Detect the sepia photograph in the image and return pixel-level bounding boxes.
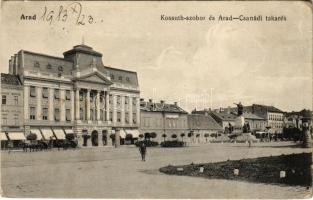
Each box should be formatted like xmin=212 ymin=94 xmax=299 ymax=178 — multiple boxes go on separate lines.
xmin=0 ymin=1 xmax=312 ymax=199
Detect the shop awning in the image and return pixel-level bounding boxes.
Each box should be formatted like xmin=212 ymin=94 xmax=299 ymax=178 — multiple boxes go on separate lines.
xmin=64 ymin=129 xmax=74 ymax=135
xmin=53 ymin=129 xmax=66 ymax=140
xmin=119 ymin=129 xmax=127 ymax=139
xmin=0 ymin=132 xmax=8 ymax=141
xmin=125 ymin=129 xmax=140 ymax=138
xmin=7 ymin=132 xmax=26 ymax=140
xmin=41 ymin=128 xmax=55 ymax=140
xmin=30 ymin=129 xmax=43 ymax=140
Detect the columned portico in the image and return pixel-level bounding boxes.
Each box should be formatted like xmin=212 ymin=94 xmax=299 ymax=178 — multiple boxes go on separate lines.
xmin=87 ymin=89 xmax=91 ymax=122
xmin=106 ymin=91 xmax=110 ymax=123
xmin=75 ymin=88 xmax=80 ymax=120
xmin=113 ymin=94 xmax=117 ymax=124
xmin=96 ymin=90 xmax=101 ymax=121
xmin=129 ymin=96 xmax=133 ymax=125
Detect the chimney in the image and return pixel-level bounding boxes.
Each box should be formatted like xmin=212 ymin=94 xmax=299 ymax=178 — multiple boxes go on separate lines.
xmin=14 ymin=54 xmax=18 ymax=75
xmin=149 ymin=99 xmax=152 ymax=103
xmin=227 ymin=106 xmax=231 ymax=114
xmin=9 ymin=59 xmax=13 ymax=74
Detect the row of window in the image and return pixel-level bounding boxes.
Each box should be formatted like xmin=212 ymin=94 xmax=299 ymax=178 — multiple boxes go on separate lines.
xmin=30 ymin=87 xmax=71 ymax=100
xmin=2 ymin=117 xmax=19 ymax=126
xmin=29 ymin=107 xmax=71 ymax=122
xmin=142 ymin=118 xmax=186 ymax=129
xmin=34 ymin=62 xmax=64 ymax=72
xmin=269 ymin=122 xmax=283 ymax=129
xmin=2 ymin=95 xmax=19 ymax=105
xmin=268 ymin=114 xmax=283 ymax=121
xmin=110 ymin=74 xmax=130 ymax=82
xmin=29 ymin=106 xmax=138 ymax=124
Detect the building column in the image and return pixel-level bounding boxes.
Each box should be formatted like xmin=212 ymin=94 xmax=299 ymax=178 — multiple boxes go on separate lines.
xmin=96 ymin=90 xmax=101 ymax=121
xmin=48 ymin=88 xmax=54 ymax=121
xmin=36 ymin=87 xmax=42 ymax=120
xmin=70 ymin=90 xmax=75 ymax=122
xmin=105 ymin=91 xmax=110 ymax=123
xmin=75 ymin=88 xmax=80 ymax=120
xmin=24 ymin=86 xmax=29 ymax=120
xmin=136 ymin=97 xmax=140 ymax=125
xmin=129 ymin=96 xmax=133 ymax=125
xmin=121 ymin=96 xmax=125 ymax=125
xmin=60 ymin=89 xmax=66 ymax=122
xmin=113 ymin=94 xmax=117 ymax=124
xmin=86 ymin=89 xmax=91 ymax=121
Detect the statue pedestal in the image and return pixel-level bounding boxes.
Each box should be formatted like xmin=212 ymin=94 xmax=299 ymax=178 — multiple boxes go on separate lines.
xmin=234 ymin=116 xmax=245 ymax=129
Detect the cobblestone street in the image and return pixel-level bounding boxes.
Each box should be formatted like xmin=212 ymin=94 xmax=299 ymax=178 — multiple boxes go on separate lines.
xmin=1 ymin=142 xmax=312 ymax=198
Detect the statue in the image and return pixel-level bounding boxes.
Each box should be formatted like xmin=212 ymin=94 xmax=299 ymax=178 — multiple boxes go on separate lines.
xmin=234 ymin=102 xmax=243 ymax=116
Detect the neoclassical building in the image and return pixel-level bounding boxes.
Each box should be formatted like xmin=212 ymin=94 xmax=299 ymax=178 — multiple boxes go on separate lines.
xmin=2 ymin=44 xmax=140 ymax=147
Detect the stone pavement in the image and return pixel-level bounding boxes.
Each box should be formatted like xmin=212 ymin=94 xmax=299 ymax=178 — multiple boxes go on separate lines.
xmin=1 ymin=142 xmax=312 ymax=198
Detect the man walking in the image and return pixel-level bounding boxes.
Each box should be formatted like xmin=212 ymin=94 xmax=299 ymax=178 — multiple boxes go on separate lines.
xmin=139 ymin=142 xmax=147 ymax=161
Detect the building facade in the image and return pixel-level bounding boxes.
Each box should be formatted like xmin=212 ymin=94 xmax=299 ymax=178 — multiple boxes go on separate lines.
xmin=140 ymin=99 xmax=188 ymax=143
xmin=187 ymin=114 xmax=223 ymax=143
xmin=1 ymin=44 xmax=140 ymax=147
xmin=1 ymin=74 xmax=24 ymax=133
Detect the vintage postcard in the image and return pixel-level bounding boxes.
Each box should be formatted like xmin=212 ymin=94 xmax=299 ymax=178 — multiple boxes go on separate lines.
xmin=0 ymin=0 xmax=312 ymax=199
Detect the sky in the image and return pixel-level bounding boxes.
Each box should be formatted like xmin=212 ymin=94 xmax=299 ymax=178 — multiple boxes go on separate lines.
xmin=0 ymin=1 xmax=312 ymax=112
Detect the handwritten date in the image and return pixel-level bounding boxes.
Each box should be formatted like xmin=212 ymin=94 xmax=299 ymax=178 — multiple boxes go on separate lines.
xmin=40 ymin=2 xmax=94 ymax=25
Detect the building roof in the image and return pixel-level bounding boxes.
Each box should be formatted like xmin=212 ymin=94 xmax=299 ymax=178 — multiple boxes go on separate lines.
xmin=140 ymin=101 xmax=188 ymax=114
xmin=105 ymin=66 xmax=139 ymax=87
xmin=188 ymin=114 xmax=223 ymax=130
xmin=242 ymin=112 xmax=265 ymax=120
xmin=211 ymin=111 xmax=237 ymax=121
xmin=1 ymin=73 xmax=22 ymax=85
xmin=63 ymin=44 xmax=103 ymax=57
xmin=251 ymin=104 xmax=284 ymax=113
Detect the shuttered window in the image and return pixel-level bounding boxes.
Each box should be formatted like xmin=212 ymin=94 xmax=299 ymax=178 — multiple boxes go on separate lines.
xmin=30 ymin=86 xmax=36 ymax=97
xmin=55 ymin=108 xmax=60 ymax=121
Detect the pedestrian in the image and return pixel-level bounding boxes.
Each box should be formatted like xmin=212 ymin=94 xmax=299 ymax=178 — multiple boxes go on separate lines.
xmin=139 ymin=142 xmax=147 ymax=161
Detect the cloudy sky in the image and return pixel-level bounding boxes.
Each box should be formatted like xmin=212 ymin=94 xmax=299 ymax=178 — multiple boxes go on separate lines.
xmin=0 ymin=1 xmax=312 ymax=112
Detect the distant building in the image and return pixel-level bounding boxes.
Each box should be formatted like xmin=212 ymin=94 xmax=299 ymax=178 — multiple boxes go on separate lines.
xmin=187 ymin=114 xmax=223 ymax=143
xmin=284 ymin=109 xmax=312 ymax=130
xmin=212 ymin=104 xmax=284 ymax=134
xmin=140 ymin=99 xmax=188 ymax=143
xmin=241 ymin=113 xmax=266 ymax=131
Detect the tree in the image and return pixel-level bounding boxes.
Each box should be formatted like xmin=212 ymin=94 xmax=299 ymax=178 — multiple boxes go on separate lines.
xmin=171 ymin=134 xmax=177 ymax=140
xmin=162 ymin=134 xmax=167 ymax=142
xmin=204 ymin=133 xmax=210 ymax=142
xmin=188 ymin=131 xmax=194 ymax=138
xmin=144 ymin=132 xmax=151 ymax=140
xmin=180 ymin=133 xmax=185 ymax=142
xmin=150 ymin=132 xmax=157 ymax=140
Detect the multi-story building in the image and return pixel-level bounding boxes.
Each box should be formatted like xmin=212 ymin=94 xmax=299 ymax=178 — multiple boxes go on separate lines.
xmin=1 ymin=44 xmax=140 ymax=147
xmin=140 ymin=99 xmax=188 ymax=143
xmin=1 ymin=73 xmax=26 ymax=145
xmin=187 ymin=114 xmax=223 ymax=143
xmin=212 ymin=104 xmax=284 ymax=134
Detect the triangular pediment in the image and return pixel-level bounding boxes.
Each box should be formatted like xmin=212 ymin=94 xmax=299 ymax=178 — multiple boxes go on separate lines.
xmin=75 ymin=70 xmax=113 ymax=85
